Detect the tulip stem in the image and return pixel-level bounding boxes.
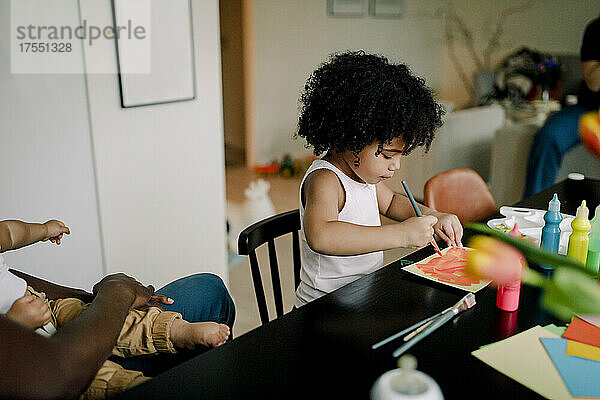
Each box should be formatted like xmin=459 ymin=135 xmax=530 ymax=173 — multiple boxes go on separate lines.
xmin=521 ymin=268 xmax=547 ymax=288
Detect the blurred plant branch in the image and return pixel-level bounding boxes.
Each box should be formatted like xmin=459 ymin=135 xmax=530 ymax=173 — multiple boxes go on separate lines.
xmin=441 ymin=0 xmax=536 ymax=97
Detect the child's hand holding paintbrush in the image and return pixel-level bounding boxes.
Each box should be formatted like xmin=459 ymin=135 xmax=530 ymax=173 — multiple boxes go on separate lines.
xmin=401 ymin=180 xmax=463 ymax=251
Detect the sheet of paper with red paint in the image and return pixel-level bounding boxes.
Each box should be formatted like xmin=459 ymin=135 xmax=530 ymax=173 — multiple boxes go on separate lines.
xmin=402 ymin=247 xmax=491 ymax=293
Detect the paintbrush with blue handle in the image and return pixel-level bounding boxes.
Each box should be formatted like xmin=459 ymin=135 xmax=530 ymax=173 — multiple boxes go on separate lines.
xmin=401 ymin=180 xmax=443 ymax=257
xmin=392 ymin=293 xmax=476 ymax=358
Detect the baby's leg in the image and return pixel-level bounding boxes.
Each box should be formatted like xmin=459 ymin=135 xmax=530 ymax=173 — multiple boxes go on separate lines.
xmin=112 ymin=307 xmax=182 ymax=357
xmin=80 ymin=360 xmax=149 ymax=400
xmin=113 ymin=307 xmax=231 ymax=357
xmin=170 ymin=319 xmax=230 ymax=349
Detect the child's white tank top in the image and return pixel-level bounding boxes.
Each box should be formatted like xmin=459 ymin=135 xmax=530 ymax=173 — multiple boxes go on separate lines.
xmin=295 ymin=159 xmax=383 ymax=307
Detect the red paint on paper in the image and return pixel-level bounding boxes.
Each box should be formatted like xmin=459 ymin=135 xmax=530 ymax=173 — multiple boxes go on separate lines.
xmin=415 ymin=247 xmax=481 ymax=287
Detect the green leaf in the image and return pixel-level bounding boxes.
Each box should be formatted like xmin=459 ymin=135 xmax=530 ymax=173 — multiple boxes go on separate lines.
xmin=466 ymin=223 xmax=595 ymax=278
xmin=466 ymin=223 xmax=600 ymax=320
xmin=541 ymin=267 xmax=600 ymax=321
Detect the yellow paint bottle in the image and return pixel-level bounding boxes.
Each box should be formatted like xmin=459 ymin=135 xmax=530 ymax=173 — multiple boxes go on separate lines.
xmin=567 ymin=200 xmax=591 ymax=264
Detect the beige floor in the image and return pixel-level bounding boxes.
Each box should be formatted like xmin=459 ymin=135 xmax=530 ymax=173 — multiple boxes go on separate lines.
xmin=225 ymin=166 xmax=413 ymax=337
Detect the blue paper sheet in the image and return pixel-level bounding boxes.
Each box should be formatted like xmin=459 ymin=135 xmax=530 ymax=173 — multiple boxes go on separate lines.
xmin=540 ymin=337 xmax=600 ymax=398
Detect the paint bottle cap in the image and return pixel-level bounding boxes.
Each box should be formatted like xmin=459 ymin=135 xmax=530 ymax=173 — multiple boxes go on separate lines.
xmin=398 ymin=354 xmax=417 ymax=371
xmin=590 ymin=205 xmax=600 ymax=233
xmin=509 ymin=223 xmax=523 ymax=238
xmin=548 ymin=193 xmax=560 ymax=212
xmin=591 ymin=205 xmax=600 ymax=227
xmin=575 ymin=200 xmax=589 ymax=220
xmin=371 ymin=356 xmax=444 ymax=400
xmin=568 ymin=173 xmax=585 ymax=181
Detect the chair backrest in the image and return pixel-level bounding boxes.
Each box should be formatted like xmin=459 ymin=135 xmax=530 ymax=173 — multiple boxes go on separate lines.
xmin=424 ymin=168 xmax=498 ymax=225
xmin=238 ymin=209 xmax=301 ymax=325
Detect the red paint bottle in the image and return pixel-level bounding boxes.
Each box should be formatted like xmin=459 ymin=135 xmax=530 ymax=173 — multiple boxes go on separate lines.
xmin=496 ymin=224 xmax=523 ymax=312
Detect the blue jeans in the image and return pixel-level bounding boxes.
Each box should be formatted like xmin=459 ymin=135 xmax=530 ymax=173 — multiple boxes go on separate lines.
xmin=110 ymin=273 xmax=235 ymax=376
xmin=523 ymin=105 xmax=588 ymax=198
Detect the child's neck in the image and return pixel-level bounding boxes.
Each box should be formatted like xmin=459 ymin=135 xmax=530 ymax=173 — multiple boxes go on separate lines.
xmin=324 ymin=152 xmax=365 ymax=184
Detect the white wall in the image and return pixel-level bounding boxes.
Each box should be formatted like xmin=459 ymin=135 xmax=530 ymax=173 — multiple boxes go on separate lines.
xmin=0 ymin=0 xmax=104 ymax=290
xmin=79 ymin=0 xmax=228 ymax=288
xmin=249 ymin=0 xmax=600 ymax=164
xmin=0 ymin=0 xmax=227 ymax=290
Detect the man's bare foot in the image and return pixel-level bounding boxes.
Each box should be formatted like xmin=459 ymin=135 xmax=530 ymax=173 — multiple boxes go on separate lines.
xmin=170 ymin=319 xmax=230 ymax=350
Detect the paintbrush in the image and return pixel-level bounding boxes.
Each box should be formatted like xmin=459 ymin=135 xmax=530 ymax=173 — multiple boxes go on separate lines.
xmin=371 ymin=293 xmax=471 ymax=350
xmin=401 ymin=180 xmax=443 ymax=257
xmin=392 ymin=293 xmax=476 ymax=358
xmin=371 ymin=305 xmax=452 ymax=350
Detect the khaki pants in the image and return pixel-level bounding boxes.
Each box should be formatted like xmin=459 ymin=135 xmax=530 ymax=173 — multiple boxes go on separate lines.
xmin=27 ymin=287 xmax=182 ymax=399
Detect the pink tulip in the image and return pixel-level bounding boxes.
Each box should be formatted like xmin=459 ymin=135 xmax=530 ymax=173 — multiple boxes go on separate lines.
xmin=465 ymin=236 xmax=527 ymax=285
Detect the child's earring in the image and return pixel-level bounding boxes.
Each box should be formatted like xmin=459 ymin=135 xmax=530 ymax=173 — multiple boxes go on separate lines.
xmin=352 ymin=152 xmax=360 ymax=168
xmin=375 ymin=144 xmax=383 ymax=157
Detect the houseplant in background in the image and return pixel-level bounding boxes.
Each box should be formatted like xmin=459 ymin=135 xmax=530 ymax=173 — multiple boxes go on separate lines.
xmin=465 ymin=223 xmax=600 ymax=321
xmin=439 ymin=0 xmax=536 ymax=105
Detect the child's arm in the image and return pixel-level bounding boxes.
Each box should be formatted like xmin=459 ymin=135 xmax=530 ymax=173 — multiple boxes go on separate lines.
xmin=376 ymin=183 xmax=463 ymax=247
xmin=0 ymin=220 xmax=89 ymax=301
xmin=5 ymin=294 xmax=51 ymax=329
xmin=9 ymin=269 xmax=94 ymax=302
xmin=303 ymin=170 xmax=438 ymax=256
xmin=0 ymin=219 xmax=70 ymax=252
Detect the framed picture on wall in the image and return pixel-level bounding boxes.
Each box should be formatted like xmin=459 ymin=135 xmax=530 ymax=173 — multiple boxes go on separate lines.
xmin=327 ymin=0 xmax=366 ymax=18
xmin=369 ymin=0 xmax=403 ymax=18
xmin=112 ymin=0 xmax=196 ymax=108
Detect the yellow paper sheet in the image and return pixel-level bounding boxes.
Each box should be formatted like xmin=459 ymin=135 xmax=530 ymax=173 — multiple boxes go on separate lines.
xmin=566 ymin=340 xmax=600 ymax=362
xmin=472 ymin=326 xmax=575 ymax=400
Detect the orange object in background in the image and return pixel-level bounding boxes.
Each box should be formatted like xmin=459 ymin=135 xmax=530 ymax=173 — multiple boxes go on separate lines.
xmin=579 ymin=110 xmax=600 ymax=158
xmin=254 ymin=163 xmax=280 ymax=175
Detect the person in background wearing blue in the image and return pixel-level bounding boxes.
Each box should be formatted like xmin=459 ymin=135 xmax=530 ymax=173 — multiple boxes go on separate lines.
xmin=524 ymin=16 xmax=600 ymax=197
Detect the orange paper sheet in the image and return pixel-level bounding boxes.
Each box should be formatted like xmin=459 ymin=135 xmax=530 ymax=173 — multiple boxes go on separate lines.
xmin=562 ymin=317 xmax=600 ymax=348
xmin=566 ymin=340 xmax=600 ymax=362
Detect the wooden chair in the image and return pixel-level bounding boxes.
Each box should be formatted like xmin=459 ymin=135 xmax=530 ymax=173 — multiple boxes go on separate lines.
xmin=238 ymin=209 xmax=301 ymax=325
xmin=424 ymin=168 xmax=498 ymax=224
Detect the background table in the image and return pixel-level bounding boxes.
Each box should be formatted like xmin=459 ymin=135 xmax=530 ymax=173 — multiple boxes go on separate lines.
xmin=116 ymin=178 xmax=600 ymax=399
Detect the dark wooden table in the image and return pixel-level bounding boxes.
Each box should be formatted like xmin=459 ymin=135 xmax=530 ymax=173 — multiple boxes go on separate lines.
xmin=116 ymin=178 xmax=600 ymax=399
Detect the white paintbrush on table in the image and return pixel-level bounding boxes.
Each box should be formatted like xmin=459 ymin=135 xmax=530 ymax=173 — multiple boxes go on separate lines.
xmin=392 ymin=293 xmax=476 ymax=358
xmin=371 ymin=293 xmax=476 ymax=353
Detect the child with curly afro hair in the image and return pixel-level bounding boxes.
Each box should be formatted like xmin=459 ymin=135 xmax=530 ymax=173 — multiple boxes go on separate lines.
xmin=294 ymin=51 xmax=463 ymax=306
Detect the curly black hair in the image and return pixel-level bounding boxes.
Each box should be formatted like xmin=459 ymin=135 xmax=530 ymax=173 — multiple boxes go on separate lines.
xmin=296 ymin=51 xmax=444 ymax=156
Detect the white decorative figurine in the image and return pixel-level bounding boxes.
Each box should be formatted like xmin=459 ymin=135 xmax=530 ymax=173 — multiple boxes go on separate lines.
xmin=242 ymin=179 xmax=276 ymax=228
